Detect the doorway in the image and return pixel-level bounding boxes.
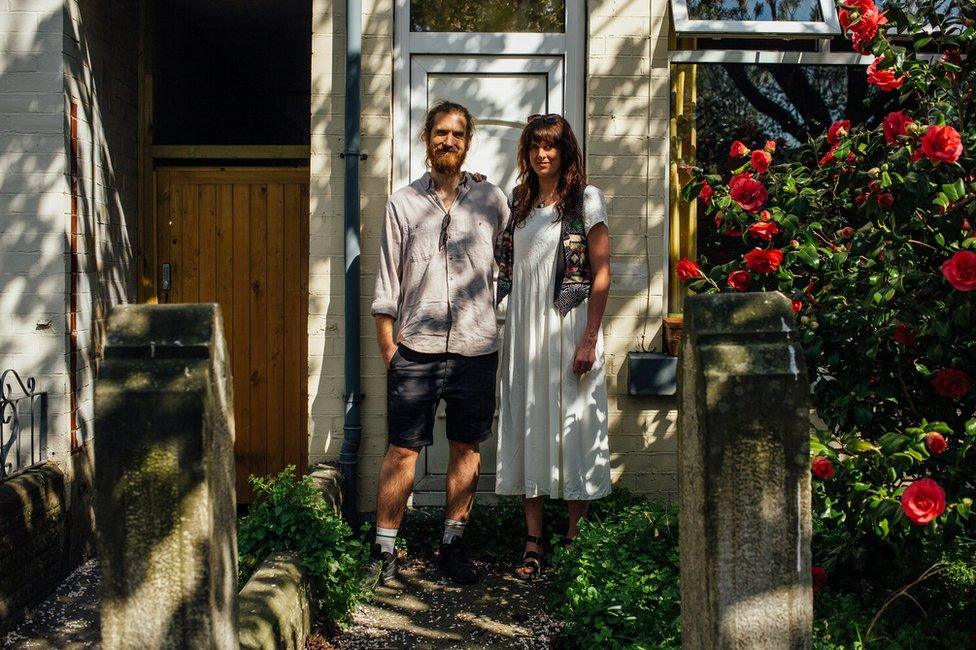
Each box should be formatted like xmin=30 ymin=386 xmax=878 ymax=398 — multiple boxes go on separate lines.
xmin=141 ymin=0 xmax=312 ymax=502
xmin=394 ymin=0 xmax=585 ymax=504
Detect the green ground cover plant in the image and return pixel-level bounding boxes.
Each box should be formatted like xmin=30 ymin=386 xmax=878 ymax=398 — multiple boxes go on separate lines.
xmin=237 ymin=466 xmax=369 ymax=627
xmin=549 ymin=500 xmax=681 ymax=650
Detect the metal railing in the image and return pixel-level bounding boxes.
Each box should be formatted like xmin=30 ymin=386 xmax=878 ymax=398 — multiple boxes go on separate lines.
xmin=0 ymin=369 xmax=47 ymax=481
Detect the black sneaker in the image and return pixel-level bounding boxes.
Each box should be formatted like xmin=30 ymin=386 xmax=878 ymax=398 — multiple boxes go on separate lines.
xmin=438 ymin=537 xmax=479 ymax=585
xmin=365 ymin=543 xmax=398 ymax=587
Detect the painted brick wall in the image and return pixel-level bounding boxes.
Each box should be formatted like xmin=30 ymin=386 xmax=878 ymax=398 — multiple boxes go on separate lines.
xmin=587 ymin=0 xmax=678 ymax=499
xmin=310 ymin=0 xmax=678 ymax=509
xmin=310 ymin=0 xmax=395 ymax=510
xmin=63 ymin=0 xmax=139 ymax=458
xmin=0 ymin=0 xmax=69 ymax=471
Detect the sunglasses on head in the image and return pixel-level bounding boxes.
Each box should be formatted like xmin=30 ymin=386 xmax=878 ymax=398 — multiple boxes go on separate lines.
xmin=527 ymin=113 xmax=561 ymax=125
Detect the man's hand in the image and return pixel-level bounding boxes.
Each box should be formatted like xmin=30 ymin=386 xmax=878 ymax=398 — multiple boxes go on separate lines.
xmin=382 ymin=342 xmax=399 ymax=368
xmin=375 ymin=314 xmax=398 ymax=368
xmin=471 ymin=172 xmax=487 ymax=183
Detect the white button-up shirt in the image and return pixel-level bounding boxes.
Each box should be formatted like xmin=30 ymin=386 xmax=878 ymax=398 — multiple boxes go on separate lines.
xmin=371 ymin=172 xmax=511 ymax=356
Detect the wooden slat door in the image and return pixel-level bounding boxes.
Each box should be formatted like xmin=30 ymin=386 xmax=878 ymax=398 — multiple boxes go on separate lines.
xmin=155 ymin=167 xmax=309 ymax=503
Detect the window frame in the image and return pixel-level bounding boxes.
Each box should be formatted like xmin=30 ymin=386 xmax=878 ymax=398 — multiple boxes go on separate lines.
xmin=670 ymin=0 xmax=843 ymax=38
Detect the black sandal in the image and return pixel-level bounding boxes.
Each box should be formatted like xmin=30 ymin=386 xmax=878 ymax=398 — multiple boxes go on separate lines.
xmin=515 ymin=534 xmax=544 ymax=580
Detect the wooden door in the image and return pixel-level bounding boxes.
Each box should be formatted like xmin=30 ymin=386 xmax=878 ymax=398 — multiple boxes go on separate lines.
xmin=155 ymin=167 xmax=309 ymax=503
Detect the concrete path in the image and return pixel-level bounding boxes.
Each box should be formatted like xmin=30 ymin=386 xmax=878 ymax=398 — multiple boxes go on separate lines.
xmin=3 ymin=556 xmax=562 ymax=649
xmin=314 ymin=556 xmax=563 ymax=649
xmin=2 ymin=559 xmax=100 ymax=649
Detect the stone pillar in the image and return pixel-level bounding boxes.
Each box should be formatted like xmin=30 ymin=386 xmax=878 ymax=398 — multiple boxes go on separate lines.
xmin=678 ymin=292 xmax=812 ymax=649
xmin=95 ymin=304 xmax=237 ymax=649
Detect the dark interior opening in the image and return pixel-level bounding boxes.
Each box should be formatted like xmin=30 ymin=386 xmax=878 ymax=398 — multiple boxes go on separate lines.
xmin=152 ymin=0 xmax=311 ymax=146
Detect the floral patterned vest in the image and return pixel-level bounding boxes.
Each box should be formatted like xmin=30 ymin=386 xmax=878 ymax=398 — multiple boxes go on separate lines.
xmin=496 ymin=186 xmax=591 ymax=317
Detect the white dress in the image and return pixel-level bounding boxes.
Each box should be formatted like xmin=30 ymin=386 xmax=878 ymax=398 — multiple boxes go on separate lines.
xmin=495 ymin=185 xmax=612 ymax=501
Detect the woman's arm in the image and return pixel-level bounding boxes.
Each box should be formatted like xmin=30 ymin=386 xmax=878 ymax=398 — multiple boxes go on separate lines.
xmin=574 ymin=222 xmax=611 ymax=375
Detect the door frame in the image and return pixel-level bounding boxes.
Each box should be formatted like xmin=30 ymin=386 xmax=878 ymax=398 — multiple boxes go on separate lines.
xmin=392 ymin=0 xmax=586 ymax=189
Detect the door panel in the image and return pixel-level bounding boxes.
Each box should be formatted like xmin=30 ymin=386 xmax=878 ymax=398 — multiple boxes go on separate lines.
xmin=155 ymin=167 xmax=309 ymax=503
xmin=408 ymin=57 xmax=559 ymax=501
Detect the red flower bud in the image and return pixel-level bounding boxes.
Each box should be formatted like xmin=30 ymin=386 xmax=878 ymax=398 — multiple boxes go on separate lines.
xmin=876 ymin=192 xmax=894 ymax=208
xmin=727 ymin=270 xmax=752 ymax=291
xmin=925 ymin=432 xmax=948 ymax=455
xmin=729 ymin=140 xmax=751 ymax=158
xmin=811 ymin=566 xmax=827 ymax=594
xmin=811 ymin=456 xmax=834 ymax=480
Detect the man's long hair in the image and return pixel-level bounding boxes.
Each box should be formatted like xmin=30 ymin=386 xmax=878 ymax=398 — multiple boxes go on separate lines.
xmin=420 ymin=100 xmax=475 ymax=168
xmin=511 ymin=116 xmax=586 ymax=228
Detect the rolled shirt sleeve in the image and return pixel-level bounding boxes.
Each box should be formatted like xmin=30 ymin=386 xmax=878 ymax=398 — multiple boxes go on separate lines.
xmin=370 ymin=201 xmax=403 ymax=318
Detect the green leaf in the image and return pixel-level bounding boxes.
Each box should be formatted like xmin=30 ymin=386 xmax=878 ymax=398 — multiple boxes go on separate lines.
xmin=933 ymin=192 xmax=950 ymax=208
xmin=942 ymin=179 xmax=965 ymax=201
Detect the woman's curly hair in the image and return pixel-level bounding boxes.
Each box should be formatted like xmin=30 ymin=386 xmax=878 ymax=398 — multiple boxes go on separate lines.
xmin=511 ymin=115 xmax=586 ymax=228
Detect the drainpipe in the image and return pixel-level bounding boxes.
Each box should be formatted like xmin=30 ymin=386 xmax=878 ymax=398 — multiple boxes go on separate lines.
xmin=340 ymin=0 xmax=364 ymax=527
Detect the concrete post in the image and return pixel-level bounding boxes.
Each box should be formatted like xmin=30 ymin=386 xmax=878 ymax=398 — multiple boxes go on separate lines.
xmin=678 ymin=292 xmax=812 ymax=649
xmin=94 ymin=304 xmax=237 ymax=649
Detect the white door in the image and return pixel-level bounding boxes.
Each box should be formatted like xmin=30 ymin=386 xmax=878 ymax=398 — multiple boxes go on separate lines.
xmin=409 ymin=57 xmax=561 ymax=502
xmin=393 ymin=0 xmax=584 ymax=505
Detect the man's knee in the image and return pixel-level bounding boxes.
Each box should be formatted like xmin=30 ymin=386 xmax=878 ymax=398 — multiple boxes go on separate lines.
xmin=448 ymin=440 xmax=480 ymax=457
xmin=385 ymin=443 xmax=422 ymax=465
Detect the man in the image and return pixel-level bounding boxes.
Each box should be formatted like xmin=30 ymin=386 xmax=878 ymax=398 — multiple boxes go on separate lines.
xmin=368 ymin=101 xmax=510 ymax=585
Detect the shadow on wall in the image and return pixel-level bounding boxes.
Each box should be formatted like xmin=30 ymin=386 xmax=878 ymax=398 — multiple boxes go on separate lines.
xmin=0 ymin=0 xmax=139 ymax=579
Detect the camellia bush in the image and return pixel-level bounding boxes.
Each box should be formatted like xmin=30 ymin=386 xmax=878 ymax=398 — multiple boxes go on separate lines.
xmin=676 ymin=0 xmax=975 ymax=595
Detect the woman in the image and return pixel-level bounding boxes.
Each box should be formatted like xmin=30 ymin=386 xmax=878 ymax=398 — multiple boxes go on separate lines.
xmin=495 ymin=113 xmax=612 ymax=578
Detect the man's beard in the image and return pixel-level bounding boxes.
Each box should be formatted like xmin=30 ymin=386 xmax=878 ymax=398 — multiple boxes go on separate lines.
xmin=429 ymin=146 xmax=466 ymax=175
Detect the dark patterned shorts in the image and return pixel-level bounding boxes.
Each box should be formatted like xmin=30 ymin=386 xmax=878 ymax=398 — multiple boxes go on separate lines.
xmin=386 ymin=345 xmax=498 ymax=448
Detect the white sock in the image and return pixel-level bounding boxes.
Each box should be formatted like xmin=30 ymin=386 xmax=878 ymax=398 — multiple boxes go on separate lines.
xmin=443 ymin=519 xmax=466 ymax=544
xmin=375 ymin=527 xmax=397 ymax=555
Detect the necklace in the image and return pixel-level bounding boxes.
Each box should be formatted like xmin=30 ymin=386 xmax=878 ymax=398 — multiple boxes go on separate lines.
xmin=536 ymin=196 xmax=554 ymax=209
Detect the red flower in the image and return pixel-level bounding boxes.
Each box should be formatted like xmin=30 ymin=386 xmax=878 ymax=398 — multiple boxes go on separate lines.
xmin=724 ymin=227 xmax=743 ymax=238
xmin=699 ymin=180 xmax=714 ymax=205
xmin=921 ymin=125 xmax=964 ymax=165
xmin=751 ymin=149 xmax=773 ymax=173
xmin=743 ymin=248 xmax=784 ymax=273
xmin=819 ymin=145 xmax=838 ymax=166
xmin=827 ymin=120 xmax=851 ymax=145
xmin=727 ymin=270 xmax=752 ymax=291
xmin=811 ymin=566 xmax=828 ymax=594
xmin=892 ymin=323 xmax=917 ymax=346
xmin=900 ymin=478 xmax=946 ymax=526
xmin=840 ymin=0 xmax=888 ymax=53
xmin=854 ymin=192 xmax=871 ymax=206
xmin=932 ymin=368 xmax=972 ymax=400
xmin=675 ymin=258 xmax=703 ymax=282
xmin=729 ymin=172 xmax=768 ymax=213
xmin=811 ymin=456 xmax=834 ymax=480
xmin=925 ymin=432 xmax=948 ymax=456
xmin=730 ymin=140 xmax=751 ymax=158
xmin=883 ymin=111 xmax=914 ymax=145
xmin=867 ymin=57 xmax=906 ymax=91
xmin=875 ymin=192 xmax=894 ymax=208
xmin=764 ymin=139 xmax=777 ymax=153
xmin=792 ymin=298 xmax=803 ymax=313
xmin=759 ymin=210 xmax=772 ymax=222
xmin=941 ymin=250 xmax=976 ymax=291
xmin=747 ymin=221 xmax=782 ymax=242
